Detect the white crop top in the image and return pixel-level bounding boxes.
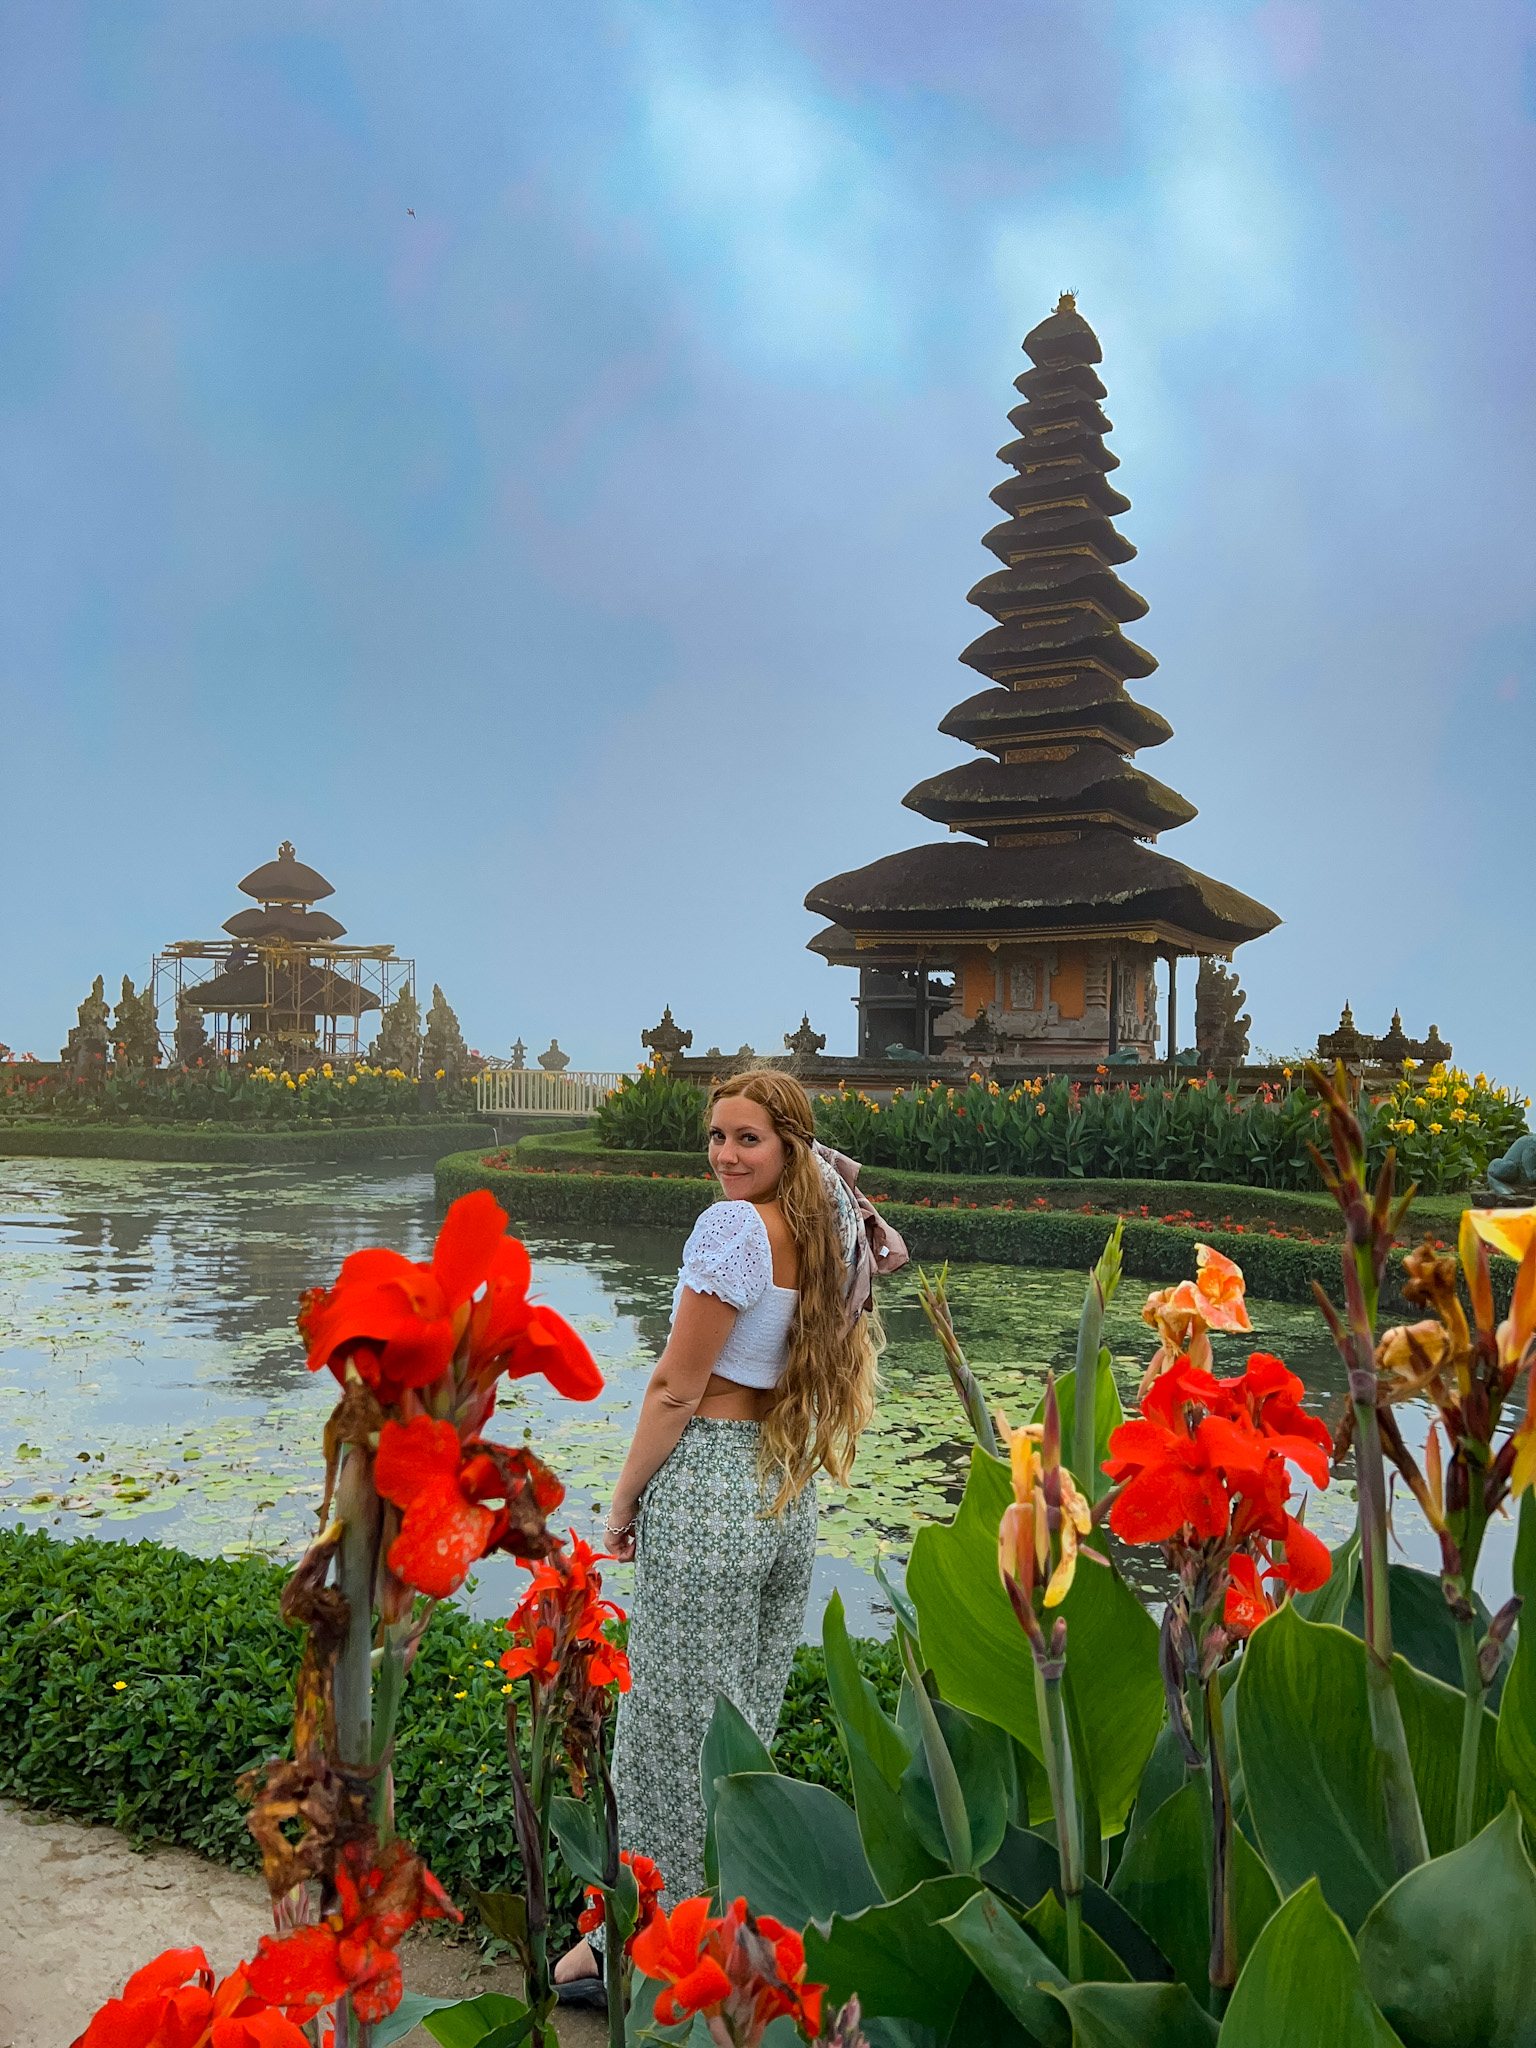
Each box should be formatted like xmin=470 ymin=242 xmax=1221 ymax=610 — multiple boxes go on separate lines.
xmin=671 ymin=1201 xmax=798 ymax=1390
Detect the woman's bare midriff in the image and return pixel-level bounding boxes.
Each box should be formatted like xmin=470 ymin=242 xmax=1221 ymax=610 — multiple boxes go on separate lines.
xmin=695 ymin=1376 xmax=780 ymax=1422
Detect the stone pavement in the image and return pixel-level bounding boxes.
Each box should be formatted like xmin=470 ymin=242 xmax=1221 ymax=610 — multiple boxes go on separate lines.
xmin=0 ymin=1801 xmax=603 ymax=2048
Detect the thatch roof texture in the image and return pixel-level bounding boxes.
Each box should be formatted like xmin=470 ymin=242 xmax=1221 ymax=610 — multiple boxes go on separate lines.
xmin=804 ymin=294 xmax=1278 ymax=959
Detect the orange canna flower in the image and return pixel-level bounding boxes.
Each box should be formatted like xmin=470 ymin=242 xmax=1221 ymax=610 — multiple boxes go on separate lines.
xmin=71 ymin=1948 xmax=313 ymax=2048
xmin=1194 ymin=1243 xmax=1253 ymax=1332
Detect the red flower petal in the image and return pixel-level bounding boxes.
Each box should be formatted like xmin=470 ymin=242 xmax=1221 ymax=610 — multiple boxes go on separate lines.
xmin=244 ymin=1928 xmax=346 ymax=2013
xmin=431 ymin=1191 xmax=514 ymax=1303
xmin=375 ymin=1417 xmax=462 ymax=1506
xmin=656 ymin=1957 xmax=733 ymax=2022
xmin=387 ymin=1477 xmax=496 ymax=1599
xmin=123 ymin=1953 xmax=214 ymax=2005
xmin=506 ymin=1306 xmax=603 ymax=1401
xmin=1274 ymin=1514 xmax=1332 ymax=1592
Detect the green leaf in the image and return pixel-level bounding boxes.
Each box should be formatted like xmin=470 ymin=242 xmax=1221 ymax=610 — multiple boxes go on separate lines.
xmin=899 ymin=1695 xmax=1012 ymax=1870
xmin=945 ymin=1966 xmax=1046 ymax=2048
xmin=1392 ymin=1650 xmax=1507 ymax=1857
xmin=1030 ymin=1363 xmax=1124 ymax=1497
xmin=549 ymin=1794 xmax=607 ymax=1890
xmin=802 ymin=1874 xmax=981 ymax=2031
xmin=1358 ymin=1798 xmax=1536 ymax=2048
xmin=423 ymin=1992 xmax=535 ymax=2048
xmin=983 ymin=1824 xmax=1173 ymax=1985
xmin=939 ymin=1887 xmax=1071 ymax=2047
xmin=1219 ymin=1878 xmax=1399 ymax=2047
xmin=1121 ymin=1721 xmax=1192 ymax=1863
xmin=907 ymin=1447 xmax=1163 ymax=1830
xmin=1043 ymin=1981 xmax=1219 ymax=2046
xmin=1107 ymin=1778 xmax=1278 ymax=2005
xmin=824 ymin=1589 xmax=912 ymax=1787
xmin=1497 ymin=1493 xmax=1536 ymax=1833
xmin=1236 ymin=1606 xmax=1506 ymax=1931
xmin=843 ymin=1718 xmax=948 ymax=1900
xmin=373 ymin=1993 xmax=472 ymax=2047
xmin=1293 ymin=1528 xmax=1359 ymax=1627
xmin=713 ymin=1771 xmax=881 ymax=1928
xmin=469 ymin=1890 xmax=528 ymax=1949
xmin=700 ymin=1692 xmax=774 ymax=1889
xmin=1344 ymin=1562 xmax=1510 ymax=1705
xmin=1023 ymin=1889 xmax=1129 ymax=1983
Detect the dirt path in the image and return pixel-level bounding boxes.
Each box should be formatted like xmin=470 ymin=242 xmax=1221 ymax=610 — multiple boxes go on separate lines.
xmin=0 ymin=1801 xmax=603 ymax=2048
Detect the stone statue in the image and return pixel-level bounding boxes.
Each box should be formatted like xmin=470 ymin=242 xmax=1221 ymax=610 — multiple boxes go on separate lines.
xmin=421 ymin=985 xmax=468 ymax=1085
xmin=1195 ymin=960 xmax=1251 ymax=1063
xmin=174 ymin=1000 xmax=209 ymax=1067
xmin=113 ymin=976 xmax=162 ymax=1072
xmin=1487 ymin=1136 xmax=1536 ymax=1201
xmin=538 ymin=1039 xmax=571 ymax=1072
xmin=1421 ymin=1024 xmax=1453 ymax=1065
xmin=510 ymin=1039 xmax=527 ymax=1070
xmin=62 ymin=974 xmax=111 ymax=1079
xmin=641 ymin=1006 xmax=692 ymax=1068
xmin=370 ymin=985 xmax=422 ymax=1077
xmin=783 ymin=1014 xmax=826 ymax=1060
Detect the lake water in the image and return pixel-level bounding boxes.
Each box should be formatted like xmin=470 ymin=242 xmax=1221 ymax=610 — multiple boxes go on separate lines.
xmin=0 ymin=1158 xmax=1511 ymax=1634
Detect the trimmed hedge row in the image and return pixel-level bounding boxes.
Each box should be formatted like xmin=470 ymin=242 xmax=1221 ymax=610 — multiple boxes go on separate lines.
xmin=435 ymin=1152 xmax=1505 ymax=1312
xmin=500 ymin=1134 xmax=1470 ymax=1242
xmin=0 ymin=1529 xmax=895 ymax=1941
xmin=0 ymin=1120 xmax=496 ymax=1164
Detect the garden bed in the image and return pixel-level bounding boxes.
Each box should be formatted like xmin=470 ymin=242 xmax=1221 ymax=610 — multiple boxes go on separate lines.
xmin=435 ymin=1148 xmax=1502 ymax=1311
xmin=0 ymin=1529 xmax=894 ymax=1946
xmin=0 ymin=1119 xmax=496 ymax=1163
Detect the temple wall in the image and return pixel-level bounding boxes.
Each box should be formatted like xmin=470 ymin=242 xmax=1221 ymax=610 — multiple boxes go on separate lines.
xmin=934 ymin=941 xmax=1162 ymax=1059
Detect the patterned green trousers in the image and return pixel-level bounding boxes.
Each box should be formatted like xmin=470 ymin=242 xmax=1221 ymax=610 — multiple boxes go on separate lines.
xmin=607 ymin=1418 xmax=817 ymax=1918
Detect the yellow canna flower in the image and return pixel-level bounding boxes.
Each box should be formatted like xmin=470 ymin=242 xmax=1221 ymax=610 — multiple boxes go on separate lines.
xmin=1043 ymin=1469 xmax=1092 ymax=1608
xmin=112 ymin=1680 xmax=127 ymax=1691
xmin=1467 ymin=1209 xmax=1536 ymax=1265
xmin=1429 ymin=1123 xmax=1442 ymax=1135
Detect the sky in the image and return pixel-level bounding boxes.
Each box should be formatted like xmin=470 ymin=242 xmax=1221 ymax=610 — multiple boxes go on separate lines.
xmin=0 ymin=0 xmax=1532 ymax=1086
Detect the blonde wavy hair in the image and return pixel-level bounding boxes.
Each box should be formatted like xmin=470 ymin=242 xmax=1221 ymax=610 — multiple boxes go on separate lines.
xmin=707 ymin=1069 xmax=882 ymax=1512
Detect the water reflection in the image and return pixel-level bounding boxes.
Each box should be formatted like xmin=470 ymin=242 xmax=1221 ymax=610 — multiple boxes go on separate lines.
xmin=0 ymin=1158 xmax=1512 ymax=1634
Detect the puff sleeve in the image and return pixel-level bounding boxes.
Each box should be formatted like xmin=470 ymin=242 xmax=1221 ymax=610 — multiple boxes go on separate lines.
xmin=674 ymin=1201 xmax=773 ymax=1312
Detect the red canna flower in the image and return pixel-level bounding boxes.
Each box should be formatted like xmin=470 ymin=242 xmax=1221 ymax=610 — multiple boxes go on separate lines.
xmin=630 ymin=1896 xmax=823 ymax=2045
xmin=297 ymin=1191 xmax=602 ymax=1405
xmin=632 ymin=1897 xmax=732 ymax=2026
xmin=374 ymin=1418 xmax=564 ymax=1598
xmin=244 ymin=1841 xmax=459 ymax=2025
xmin=500 ymin=1623 xmax=561 ymax=1688
xmin=577 ymin=1850 xmax=665 ymax=1949
xmin=1222 ymin=1553 xmax=1277 ymax=1637
xmin=71 ymin=1948 xmax=311 ymax=2048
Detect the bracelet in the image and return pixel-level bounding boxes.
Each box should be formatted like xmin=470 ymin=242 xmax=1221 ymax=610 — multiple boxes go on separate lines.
xmin=604 ymin=1517 xmax=636 ymax=1541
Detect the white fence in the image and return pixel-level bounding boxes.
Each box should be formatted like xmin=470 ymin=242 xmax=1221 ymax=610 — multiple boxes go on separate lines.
xmin=475 ymin=1069 xmax=624 ymax=1117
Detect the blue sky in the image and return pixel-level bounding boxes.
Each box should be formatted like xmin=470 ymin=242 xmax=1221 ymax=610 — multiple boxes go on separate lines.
xmin=1 ymin=1 xmax=1531 ymax=1086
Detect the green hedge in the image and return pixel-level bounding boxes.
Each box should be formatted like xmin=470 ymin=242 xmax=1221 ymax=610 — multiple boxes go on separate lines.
xmin=0 ymin=1529 xmax=896 ymax=1940
xmin=436 ymin=1153 xmax=1504 ymax=1312
xmin=508 ymin=1132 xmax=1469 ymax=1238
xmin=0 ymin=1120 xmax=495 ymax=1164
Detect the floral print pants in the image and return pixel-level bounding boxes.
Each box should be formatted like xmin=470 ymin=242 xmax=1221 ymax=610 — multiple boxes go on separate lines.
xmin=605 ymin=1418 xmax=817 ymax=1924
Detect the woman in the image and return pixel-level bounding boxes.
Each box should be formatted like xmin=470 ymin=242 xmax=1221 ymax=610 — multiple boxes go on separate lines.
xmin=555 ymin=1069 xmax=904 ymax=1998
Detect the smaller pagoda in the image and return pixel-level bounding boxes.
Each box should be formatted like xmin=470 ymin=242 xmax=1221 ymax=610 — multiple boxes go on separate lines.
xmin=152 ymin=843 xmax=412 ymax=1064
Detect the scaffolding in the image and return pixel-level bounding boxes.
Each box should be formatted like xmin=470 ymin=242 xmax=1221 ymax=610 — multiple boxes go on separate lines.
xmin=151 ymin=941 xmax=415 ymax=1065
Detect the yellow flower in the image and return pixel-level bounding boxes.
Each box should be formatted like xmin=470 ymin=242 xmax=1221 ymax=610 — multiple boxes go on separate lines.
xmin=284 ymin=1077 xmax=296 ymax=1091
xmin=112 ymin=1680 xmax=127 ymax=1691
xmin=1454 ymin=1087 xmax=1469 ymax=1105
xmin=502 ymin=1683 xmax=513 ymax=1694
xmin=1043 ymin=1470 xmax=1093 ymax=1608
xmin=1450 ymin=1109 xmax=1466 ymax=1123
xmin=347 ymin=1074 xmax=357 ymax=1085
xmin=1429 ymin=1123 xmax=1442 ymax=1135
xmin=453 ymin=1690 xmax=467 ymax=1700
xmin=322 ymin=1063 xmax=333 ymax=1078
xmin=435 ymin=1068 xmax=446 ymax=1080
xmin=483 ymin=1659 xmax=494 ymax=1668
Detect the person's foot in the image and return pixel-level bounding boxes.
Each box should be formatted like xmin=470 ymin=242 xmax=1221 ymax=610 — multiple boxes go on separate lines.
xmin=554 ymin=1937 xmax=600 ymax=1985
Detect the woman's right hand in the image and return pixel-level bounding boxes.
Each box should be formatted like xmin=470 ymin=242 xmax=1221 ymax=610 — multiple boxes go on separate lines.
xmin=603 ymin=1501 xmax=638 ymax=1562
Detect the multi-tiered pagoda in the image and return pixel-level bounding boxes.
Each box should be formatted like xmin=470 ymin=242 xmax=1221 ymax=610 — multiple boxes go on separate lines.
xmin=805 ymin=296 xmax=1278 ymax=1064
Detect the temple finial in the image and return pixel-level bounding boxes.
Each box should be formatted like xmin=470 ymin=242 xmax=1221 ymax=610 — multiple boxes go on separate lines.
xmin=1056 ymin=290 xmax=1077 ymax=313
